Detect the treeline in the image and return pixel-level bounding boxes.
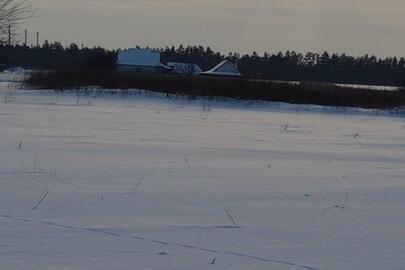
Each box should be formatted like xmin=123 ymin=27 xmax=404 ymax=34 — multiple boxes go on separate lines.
xmin=0 ymin=42 xmax=115 ymax=70
xmin=2 ymin=42 xmax=405 ymax=86
xmin=159 ymin=46 xmax=405 ymax=86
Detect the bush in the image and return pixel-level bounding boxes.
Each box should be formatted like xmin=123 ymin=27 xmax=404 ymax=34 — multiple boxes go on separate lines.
xmin=25 ymin=69 xmax=405 ymax=109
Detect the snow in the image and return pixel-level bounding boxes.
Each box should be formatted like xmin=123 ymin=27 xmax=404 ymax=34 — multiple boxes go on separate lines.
xmin=334 ymin=83 xmax=401 ymax=91
xmin=201 ymin=60 xmax=242 ymax=77
xmin=271 ymin=80 xmax=402 ymax=92
xmin=167 ymin=62 xmax=202 ymax=75
xmin=0 ymin=67 xmax=27 ymax=82
xmin=1 ymin=80 xmax=405 ymax=270
xmin=117 ymin=48 xmax=162 ymax=67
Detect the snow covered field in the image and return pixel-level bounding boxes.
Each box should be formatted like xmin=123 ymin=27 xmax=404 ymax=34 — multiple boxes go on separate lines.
xmin=1 ymin=80 xmax=405 ymax=270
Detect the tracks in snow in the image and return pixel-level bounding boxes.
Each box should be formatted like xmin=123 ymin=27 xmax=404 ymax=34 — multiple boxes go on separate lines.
xmin=0 ymin=214 xmax=317 ymax=270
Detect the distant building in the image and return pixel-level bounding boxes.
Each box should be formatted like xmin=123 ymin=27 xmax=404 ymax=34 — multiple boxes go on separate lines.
xmin=200 ymin=60 xmax=242 ymax=77
xmin=116 ymin=48 xmax=171 ymax=73
xmin=167 ymin=62 xmax=202 ymax=75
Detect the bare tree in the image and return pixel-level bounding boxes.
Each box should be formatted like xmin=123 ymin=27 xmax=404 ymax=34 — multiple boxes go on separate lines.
xmin=0 ymin=0 xmax=32 ymax=44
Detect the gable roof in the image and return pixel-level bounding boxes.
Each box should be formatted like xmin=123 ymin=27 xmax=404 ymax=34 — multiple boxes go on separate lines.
xmin=116 ymin=48 xmax=162 ymax=67
xmin=167 ymin=62 xmax=202 ymax=75
xmin=200 ymin=60 xmax=242 ymax=77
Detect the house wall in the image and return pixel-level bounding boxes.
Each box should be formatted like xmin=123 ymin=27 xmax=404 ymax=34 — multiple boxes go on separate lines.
xmin=116 ymin=65 xmax=162 ymax=74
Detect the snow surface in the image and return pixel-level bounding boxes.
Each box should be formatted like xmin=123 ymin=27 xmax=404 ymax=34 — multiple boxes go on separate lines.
xmin=117 ymin=49 xmax=162 ymax=67
xmin=167 ymin=62 xmax=202 ymax=75
xmin=0 ymin=67 xmax=27 ymax=82
xmin=334 ymin=83 xmax=402 ymax=92
xmin=201 ymin=60 xmax=242 ymax=77
xmin=271 ymin=80 xmax=402 ymax=92
xmin=1 ymin=80 xmax=405 ymax=270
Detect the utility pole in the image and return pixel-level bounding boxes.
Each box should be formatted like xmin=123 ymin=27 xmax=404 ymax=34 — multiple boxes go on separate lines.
xmin=24 ymin=30 xmax=28 ymax=47
xmin=36 ymin=32 xmax=39 ymax=48
xmin=8 ymin=25 xmax=11 ymax=46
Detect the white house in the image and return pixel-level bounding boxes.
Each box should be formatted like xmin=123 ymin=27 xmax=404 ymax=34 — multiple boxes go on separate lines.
xmin=116 ymin=48 xmax=171 ymax=73
xmin=167 ymin=62 xmax=202 ymax=75
xmin=200 ymin=60 xmax=242 ymax=77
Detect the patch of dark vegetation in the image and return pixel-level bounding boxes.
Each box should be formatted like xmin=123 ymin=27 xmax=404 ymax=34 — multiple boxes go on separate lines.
xmin=25 ymin=69 xmax=405 ymax=109
xmin=4 ymin=44 xmax=405 ymax=86
xmin=0 ymin=44 xmax=115 ymax=71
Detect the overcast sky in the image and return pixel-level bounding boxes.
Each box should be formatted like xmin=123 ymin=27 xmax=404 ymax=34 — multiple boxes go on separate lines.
xmin=23 ymin=0 xmax=405 ymax=56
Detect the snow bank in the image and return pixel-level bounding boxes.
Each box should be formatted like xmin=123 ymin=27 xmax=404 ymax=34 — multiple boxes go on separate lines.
xmin=0 ymin=67 xmax=27 ymax=82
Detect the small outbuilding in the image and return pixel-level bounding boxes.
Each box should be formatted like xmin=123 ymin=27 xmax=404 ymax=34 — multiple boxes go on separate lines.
xmin=116 ymin=48 xmax=171 ymax=73
xmin=167 ymin=62 xmax=202 ymax=75
xmin=200 ymin=60 xmax=242 ymax=77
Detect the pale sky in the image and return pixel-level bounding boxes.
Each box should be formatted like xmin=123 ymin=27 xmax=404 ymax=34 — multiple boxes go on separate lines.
xmin=22 ymin=0 xmax=405 ymax=56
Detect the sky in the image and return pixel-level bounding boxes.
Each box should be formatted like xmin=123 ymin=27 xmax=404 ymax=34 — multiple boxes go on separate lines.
xmin=22 ymin=0 xmax=405 ymax=57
